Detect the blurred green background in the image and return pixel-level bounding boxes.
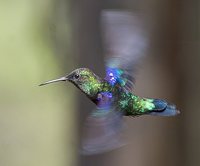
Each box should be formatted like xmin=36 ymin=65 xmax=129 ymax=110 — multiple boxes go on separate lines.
xmin=0 ymin=0 xmax=200 ymax=166
xmin=0 ymin=1 xmax=76 ymax=166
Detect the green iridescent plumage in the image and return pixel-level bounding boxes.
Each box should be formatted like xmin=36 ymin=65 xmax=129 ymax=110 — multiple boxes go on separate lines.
xmin=67 ymin=69 xmax=161 ymax=116
xmin=75 ymin=69 xmax=103 ymax=97
xmin=118 ymin=93 xmax=155 ymax=115
xmin=40 ymin=68 xmax=177 ymax=117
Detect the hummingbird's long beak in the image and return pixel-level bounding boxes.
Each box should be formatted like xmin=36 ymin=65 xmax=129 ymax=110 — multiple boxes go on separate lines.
xmin=39 ymin=76 xmax=68 ymax=86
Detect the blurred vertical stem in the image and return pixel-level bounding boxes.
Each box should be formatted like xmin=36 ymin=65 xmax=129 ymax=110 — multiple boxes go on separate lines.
xmin=179 ymin=0 xmax=200 ymax=165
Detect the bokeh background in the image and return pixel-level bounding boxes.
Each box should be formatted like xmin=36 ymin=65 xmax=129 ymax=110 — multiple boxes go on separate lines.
xmin=0 ymin=0 xmax=199 ymax=166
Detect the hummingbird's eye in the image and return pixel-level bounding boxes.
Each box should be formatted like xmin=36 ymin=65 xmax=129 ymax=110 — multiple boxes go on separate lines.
xmin=74 ymin=74 xmax=80 ymax=79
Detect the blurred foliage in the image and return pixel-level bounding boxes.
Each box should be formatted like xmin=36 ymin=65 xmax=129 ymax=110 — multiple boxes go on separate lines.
xmin=0 ymin=0 xmax=77 ymax=166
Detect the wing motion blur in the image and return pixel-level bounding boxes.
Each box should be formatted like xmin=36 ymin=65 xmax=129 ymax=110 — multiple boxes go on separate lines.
xmin=81 ymin=107 xmax=125 ymax=155
xmin=101 ymin=10 xmax=148 ymax=91
xmin=81 ymin=10 xmax=148 ymax=155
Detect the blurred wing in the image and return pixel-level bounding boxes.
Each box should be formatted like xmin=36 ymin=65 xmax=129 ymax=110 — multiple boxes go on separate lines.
xmin=81 ymin=107 xmax=125 ymax=155
xmin=101 ymin=10 xmax=148 ymax=91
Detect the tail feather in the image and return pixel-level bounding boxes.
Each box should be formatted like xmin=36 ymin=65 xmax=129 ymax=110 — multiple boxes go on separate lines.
xmin=149 ymin=99 xmax=180 ymax=116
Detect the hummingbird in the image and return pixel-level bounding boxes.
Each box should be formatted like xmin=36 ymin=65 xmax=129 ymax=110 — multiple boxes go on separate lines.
xmin=39 ymin=10 xmax=180 ymax=155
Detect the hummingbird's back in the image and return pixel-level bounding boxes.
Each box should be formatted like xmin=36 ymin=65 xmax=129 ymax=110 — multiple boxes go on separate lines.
xmin=117 ymin=92 xmax=179 ymax=116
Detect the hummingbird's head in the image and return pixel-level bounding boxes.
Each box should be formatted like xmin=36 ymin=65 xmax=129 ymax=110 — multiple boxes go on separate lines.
xmin=40 ymin=68 xmax=103 ymax=98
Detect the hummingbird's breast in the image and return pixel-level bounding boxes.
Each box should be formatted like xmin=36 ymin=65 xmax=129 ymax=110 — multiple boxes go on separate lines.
xmin=91 ymin=80 xmax=120 ymax=107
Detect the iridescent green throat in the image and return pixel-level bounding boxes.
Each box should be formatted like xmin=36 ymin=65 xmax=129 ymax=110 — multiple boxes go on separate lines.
xmin=75 ymin=69 xmax=111 ymax=99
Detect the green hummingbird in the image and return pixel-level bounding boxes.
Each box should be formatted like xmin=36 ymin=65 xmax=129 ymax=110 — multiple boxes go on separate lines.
xmin=39 ymin=10 xmax=180 ymax=155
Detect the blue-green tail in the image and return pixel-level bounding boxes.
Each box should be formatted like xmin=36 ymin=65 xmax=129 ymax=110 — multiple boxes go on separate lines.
xmin=149 ymin=99 xmax=180 ymax=116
